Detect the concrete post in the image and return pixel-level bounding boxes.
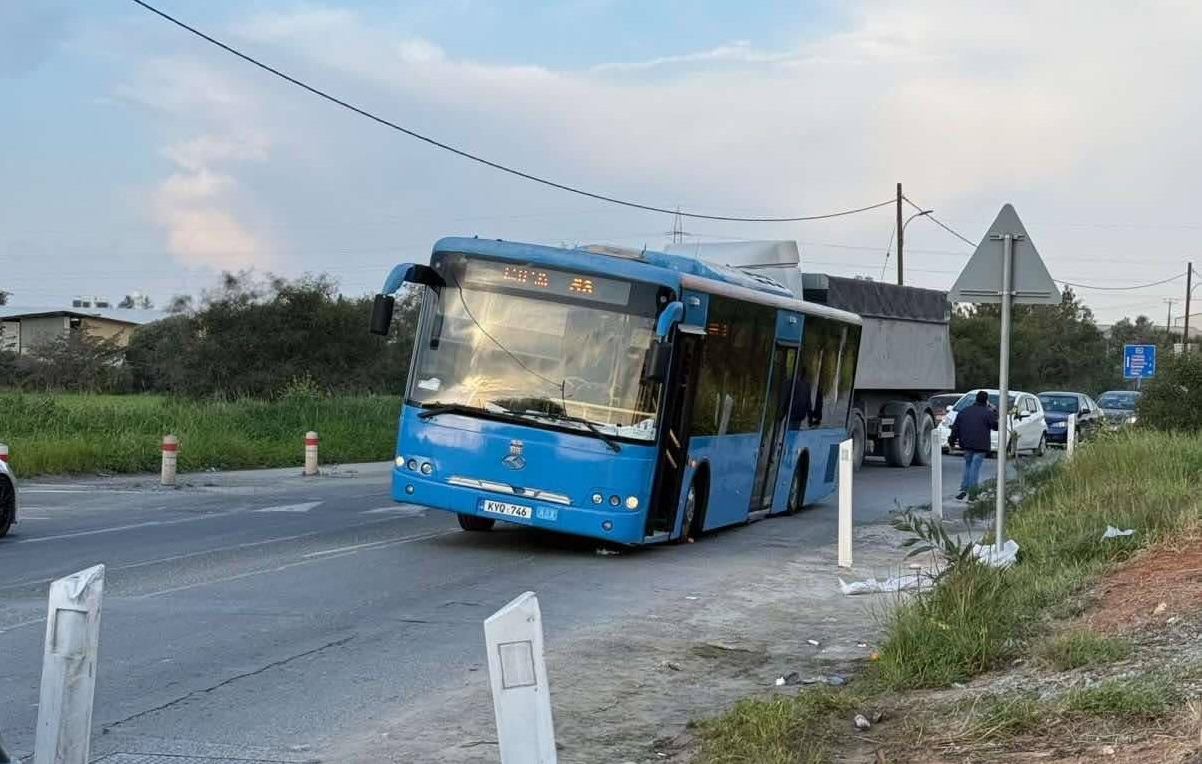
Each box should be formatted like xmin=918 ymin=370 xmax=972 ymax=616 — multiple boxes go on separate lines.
xmin=930 ymin=435 xmax=943 ymax=521
xmin=1066 ymin=414 xmax=1077 ymax=459
xmin=160 ymin=435 xmax=177 ymax=486
xmin=34 ymin=565 xmax=105 ymax=764
xmin=838 ymin=439 xmax=853 ymax=568
xmin=484 ymin=592 xmax=557 ymax=764
xmin=303 ymin=432 xmax=319 ymax=477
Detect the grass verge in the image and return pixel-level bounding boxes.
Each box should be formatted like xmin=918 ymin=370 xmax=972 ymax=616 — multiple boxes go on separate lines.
xmin=871 ymin=430 xmax=1201 ymax=689
xmin=0 ymin=392 xmax=399 ymax=475
xmin=692 ymin=687 xmax=866 ymax=764
xmin=1036 ymin=629 xmax=1132 ymax=671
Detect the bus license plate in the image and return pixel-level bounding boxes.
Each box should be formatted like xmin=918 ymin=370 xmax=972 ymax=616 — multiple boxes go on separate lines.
xmin=481 ymin=500 xmax=532 ymax=520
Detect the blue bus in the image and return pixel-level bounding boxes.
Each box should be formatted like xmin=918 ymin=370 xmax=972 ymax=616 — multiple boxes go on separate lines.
xmin=370 ymin=237 xmax=862 ymax=546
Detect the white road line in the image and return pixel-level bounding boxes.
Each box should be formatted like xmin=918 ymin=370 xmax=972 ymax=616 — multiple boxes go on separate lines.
xmin=0 ymin=617 xmax=47 ymax=636
xmin=15 ymin=514 xmax=227 ymax=544
xmin=137 ymin=529 xmax=456 ymax=598
xmin=21 ymin=488 xmax=148 ymax=495
xmin=362 ymin=506 xmax=427 ymax=516
xmin=302 ymin=530 xmax=444 ymax=558
xmin=255 ymin=501 xmax=322 ymax=514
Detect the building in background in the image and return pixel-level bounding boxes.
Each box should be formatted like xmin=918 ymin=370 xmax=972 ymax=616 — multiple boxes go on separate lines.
xmin=0 ymin=306 xmax=165 ymax=355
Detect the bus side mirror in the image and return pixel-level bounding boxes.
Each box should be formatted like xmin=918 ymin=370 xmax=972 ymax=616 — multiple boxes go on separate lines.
xmin=370 ymin=294 xmax=395 ymax=336
xmin=643 ymin=340 xmax=671 ymax=383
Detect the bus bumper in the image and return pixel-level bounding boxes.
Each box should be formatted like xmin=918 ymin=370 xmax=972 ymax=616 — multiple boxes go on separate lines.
xmin=391 ymin=468 xmax=648 ymax=545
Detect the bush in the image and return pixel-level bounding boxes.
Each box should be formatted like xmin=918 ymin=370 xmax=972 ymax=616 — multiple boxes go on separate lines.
xmin=1137 ymin=352 xmax=1202 ymax=433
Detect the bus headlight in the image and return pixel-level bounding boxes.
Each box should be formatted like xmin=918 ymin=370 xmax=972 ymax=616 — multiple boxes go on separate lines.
xmin=420 ymin=462 xmax=433 ymax=475
xmin=592 ymin=493 xmax=603 ymax=505
xmin=625 ymin=496 xmax=639 ymax=510
xmin=609 ymin=495 xmax=620 ymax=507
xmin=406 ymin=458 xmax=418 ymax=471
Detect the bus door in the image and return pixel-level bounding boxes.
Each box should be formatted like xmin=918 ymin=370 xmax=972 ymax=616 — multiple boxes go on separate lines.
xmin=646 ymin=330 xmax=702 ymax=537
xmin=750 ymin=344 xmax=798 ymax=511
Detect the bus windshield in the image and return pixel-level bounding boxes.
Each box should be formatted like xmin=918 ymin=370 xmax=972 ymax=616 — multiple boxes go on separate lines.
xmin=408 ymin=259 xmax=661 ymax=441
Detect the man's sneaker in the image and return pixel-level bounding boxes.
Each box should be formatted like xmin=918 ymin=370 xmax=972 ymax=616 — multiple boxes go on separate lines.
xmin=956 ymin=491 xmax=967 ymax=501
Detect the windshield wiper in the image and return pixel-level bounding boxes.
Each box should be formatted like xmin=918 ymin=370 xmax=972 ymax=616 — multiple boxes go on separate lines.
xmin=417 ymin=402 xmax=489 ymax=420
xmin=520 ymin=409 xmax=623 ymax=453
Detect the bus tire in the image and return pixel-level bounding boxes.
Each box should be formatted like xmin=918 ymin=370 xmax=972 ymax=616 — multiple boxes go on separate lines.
xmin=884 ymin=413 xmax=917 ymax=468
xmin=785 ymin=453 xmax=810 ymax=515
xmin=848 ymin=411 xmax=866 ymax=472
xmin=913 ymin=412 xmax=936 ymax=467
xmin=457 ymin=513 xmax=495 ymax=532
xmin=675 ymin=473 xmax=707 ymax=544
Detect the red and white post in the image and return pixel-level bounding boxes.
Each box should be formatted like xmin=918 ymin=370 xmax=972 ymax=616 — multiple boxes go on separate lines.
xmin=0 ymin=443 xmax=9 ymax=464
xmin=160 ymin=435 xmax=178 ymax=486
xmin=304 ymin=431 xmax=319 ymax=476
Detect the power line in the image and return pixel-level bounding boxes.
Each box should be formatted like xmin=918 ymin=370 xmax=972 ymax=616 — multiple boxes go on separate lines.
xmin=129 ymin=0 xmax=893 ymax=225
xmin=902 ymin=196 xmax=976 ymax=247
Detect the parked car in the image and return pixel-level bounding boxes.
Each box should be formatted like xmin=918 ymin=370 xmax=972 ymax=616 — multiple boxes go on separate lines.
xmin=1037 ymin=391 xmax=1104 ymax=444
xmin=0 ymin=453 xmax=17 ymax=539
xmin=929 ymin=392 xmax=963 ymax=425
xmin=937 ymin=388 xmax=1048 ymax=457
xmin=1096 ymin=390 xmax=1141 ymax=428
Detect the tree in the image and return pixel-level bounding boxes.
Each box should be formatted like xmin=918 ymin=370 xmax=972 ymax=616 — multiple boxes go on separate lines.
xmin=118 ymin=294 xmax=155 ymax=310
xmin=20 ymin=331 xmax=129 ymax=393
xmin=0 ymin=290 xmax=8 ymax=306
xmin=1137 ymin=352 xmax=1202 ymax=433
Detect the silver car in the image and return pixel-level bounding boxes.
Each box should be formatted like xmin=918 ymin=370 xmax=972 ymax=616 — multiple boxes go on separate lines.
xmin=0 ymin=454 xmax=17 ymax=538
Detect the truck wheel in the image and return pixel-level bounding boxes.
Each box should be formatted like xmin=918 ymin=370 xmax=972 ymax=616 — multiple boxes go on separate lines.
xmin=884 ymin=413 xmax=916 ymax=468
xmin=913 ymin=412 xmax=936 ymax=466
xmin=457 ymin=514 xmax=496 ymax=532
xmin=848 ymin=411 xmax=866 ymax=471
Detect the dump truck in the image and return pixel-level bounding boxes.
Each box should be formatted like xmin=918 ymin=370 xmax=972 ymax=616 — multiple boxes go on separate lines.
xmin=665 ymin=240 xmax=956 ymax=469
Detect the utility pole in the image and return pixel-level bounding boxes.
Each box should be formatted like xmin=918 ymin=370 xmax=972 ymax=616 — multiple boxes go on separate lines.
xmin=896 ymin=182 xmax=904 ymax=286
xmin=1165 ymin=298 xmax=1178 ymax=346
xmin=1185 ymin=262 xmax=1193 ymax=354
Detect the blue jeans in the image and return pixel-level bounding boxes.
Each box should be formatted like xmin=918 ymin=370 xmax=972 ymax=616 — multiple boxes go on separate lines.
xmin=961 ymin=450 xmax=985 ymax=493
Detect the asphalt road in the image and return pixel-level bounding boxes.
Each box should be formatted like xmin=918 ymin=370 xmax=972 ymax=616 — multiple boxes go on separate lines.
xmin=0 ymin=455 xmax=973 ymax=762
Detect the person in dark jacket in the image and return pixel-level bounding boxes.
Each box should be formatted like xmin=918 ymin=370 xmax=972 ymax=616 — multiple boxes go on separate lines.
xmin=948 ymin=390 xmax=999 ymax=500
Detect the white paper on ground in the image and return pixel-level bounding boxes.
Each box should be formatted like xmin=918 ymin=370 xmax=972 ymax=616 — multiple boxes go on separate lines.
xmin=1101 ymin=525 xmax=1136 ymax=540
xmin=839 ymin=574 xmax=924 ymax=595
xmin=971 ymin=539 xmax=1020 ymax=568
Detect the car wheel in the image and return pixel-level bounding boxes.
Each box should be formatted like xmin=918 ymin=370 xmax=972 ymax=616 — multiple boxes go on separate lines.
xmin=1034 ymin=433 xmax=1047 ymax=457
xmin=0 ymin=478 xmax=14 ymax=539
xmin=457 ymin=513 xmax=496 ymax=532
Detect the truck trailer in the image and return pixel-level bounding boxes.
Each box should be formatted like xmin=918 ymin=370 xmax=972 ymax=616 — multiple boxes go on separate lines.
xmin=665 ymin=240 xmax=956 ymax=469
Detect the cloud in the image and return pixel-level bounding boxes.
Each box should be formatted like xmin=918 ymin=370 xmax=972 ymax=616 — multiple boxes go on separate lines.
xmin=101 ymin=1 xmax=1202 ymax=316
xmin=0 ymin=1 xmax=71 ymax=76
xmin=118 ymin=56 xmax=274 ymax=271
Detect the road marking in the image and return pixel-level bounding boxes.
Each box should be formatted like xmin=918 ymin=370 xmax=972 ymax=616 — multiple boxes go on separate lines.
xmin=21 ymin=488 xmax=147 ymax=495
xmin=137 ymin=529 xmax=457 ymax=598
xmin=363 ymin=506 xmax=427 ymax=516
xmin=15 ymin=514 xmax=227 ymax=544
xmin=0 ymin=617 xmax=47 ymax=636
xmin=255 ymin=501 xmax=322 ymax=513
xmin=303 ymin=530 xmax=445 ymax=558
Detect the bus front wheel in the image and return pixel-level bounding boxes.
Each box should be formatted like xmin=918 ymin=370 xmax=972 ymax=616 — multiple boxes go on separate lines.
xmin=675 ymin=477 xmax=707 ymax=544
xmin=457 ymin=513 xmax=496 ymax=532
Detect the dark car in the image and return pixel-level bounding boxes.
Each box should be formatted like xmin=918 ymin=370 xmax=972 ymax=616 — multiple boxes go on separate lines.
xmin=1036 ymin=391 xmax=1103 ymax=444
xmin=1096 ymin=390 xmax=1141 ymax=428
xmin=929 ymin=392 xmax=963 ymax=425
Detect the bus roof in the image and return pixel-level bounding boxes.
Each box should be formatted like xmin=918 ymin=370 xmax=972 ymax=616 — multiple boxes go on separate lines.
xmin=431 ymin=236 xmax=861 ymax=325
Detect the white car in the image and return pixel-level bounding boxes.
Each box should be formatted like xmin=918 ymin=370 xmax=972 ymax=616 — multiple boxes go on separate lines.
xmin=936 ymin=389 xmax=1049 ymax=457
xmin=0 ymin=453 xmax=17 ymax=538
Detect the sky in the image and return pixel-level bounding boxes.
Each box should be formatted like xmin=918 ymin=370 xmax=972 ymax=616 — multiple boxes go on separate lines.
xmin=2 ymin=0 xmax=1201 ymax=326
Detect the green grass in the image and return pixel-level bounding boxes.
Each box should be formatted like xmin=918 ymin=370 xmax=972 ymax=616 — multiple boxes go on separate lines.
xmin=1037 ymin=630 xmax=1132 ymax=671
xmin=1059 ymin=676 xmax=1176 ymax=719
xmin=692 ymin=687 xmax=866 ymax=764
xmin=0 ymin=392 xmax=400 ymax=475
xmin=871 ymin=430 xmax=1202 ymax=690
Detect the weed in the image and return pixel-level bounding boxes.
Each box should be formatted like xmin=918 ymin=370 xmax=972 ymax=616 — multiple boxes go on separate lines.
xmin=693 ymin=687 xmax=864 ymax=764
xmin=1060 ymin=676 xmax=1177 ymax=719
xmin=1037 ymin=630 xmax=1132 ymax=671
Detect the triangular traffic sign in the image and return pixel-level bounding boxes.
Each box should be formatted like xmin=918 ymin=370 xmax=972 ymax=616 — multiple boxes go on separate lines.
xmin=949 ymin=204 xmax=1061 ymax=305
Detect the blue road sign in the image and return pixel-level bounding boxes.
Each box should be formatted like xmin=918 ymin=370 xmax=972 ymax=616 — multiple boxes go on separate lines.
xmin=1123 ymin=344 xmax=1157 ymax=380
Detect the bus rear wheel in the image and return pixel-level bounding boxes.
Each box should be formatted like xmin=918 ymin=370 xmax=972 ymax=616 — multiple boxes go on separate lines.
xmin=457 ymin=513 xmax=496 ymax=532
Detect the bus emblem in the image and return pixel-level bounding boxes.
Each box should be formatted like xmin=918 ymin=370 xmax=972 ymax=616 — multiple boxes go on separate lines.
xmin=502 ymin=440 xmax=526 ymax=470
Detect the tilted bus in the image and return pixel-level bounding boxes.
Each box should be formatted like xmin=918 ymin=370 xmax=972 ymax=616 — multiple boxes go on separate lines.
xmin=370 ymin=237 xmax=861 ymax=546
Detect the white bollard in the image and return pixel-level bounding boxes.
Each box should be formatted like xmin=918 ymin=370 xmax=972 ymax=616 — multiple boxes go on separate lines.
xmin=1066 ymin=414 xmax=1077 ymax=459
xmin=0 ymin=442 xmax=8 ymax=464
xmin=838 ymin=439 xmax=853 ymax=568
xmin=484 ymin=592 xmax=557 ymax=764
xmin=930 ymin=435 xmax=943 ymax=521
xmin=160 ymin=435 xmax=178 ymax=486
xmin=303 ymin=431 xmax=319 ymax=476
xmin=34 ymin=565 xmax=105 ymax=764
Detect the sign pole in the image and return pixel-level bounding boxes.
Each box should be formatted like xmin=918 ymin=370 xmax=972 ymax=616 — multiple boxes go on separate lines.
xmin=994 ymin=234 xmax=1015 ymax=545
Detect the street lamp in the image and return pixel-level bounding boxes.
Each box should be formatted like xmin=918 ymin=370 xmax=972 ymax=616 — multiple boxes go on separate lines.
xmin=896 ymin=209 xmax=932 ymax=286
